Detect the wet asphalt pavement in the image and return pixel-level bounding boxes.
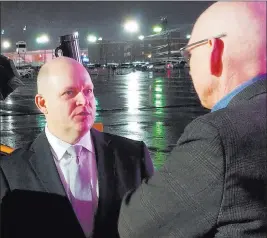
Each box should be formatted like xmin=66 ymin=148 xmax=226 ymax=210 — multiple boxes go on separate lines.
xmin=0 ymin=69 xmax=209 ymax=169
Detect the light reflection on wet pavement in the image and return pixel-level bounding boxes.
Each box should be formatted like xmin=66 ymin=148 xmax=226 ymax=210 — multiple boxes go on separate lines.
xmin=0 ymin=70 xmax=209 ymax=169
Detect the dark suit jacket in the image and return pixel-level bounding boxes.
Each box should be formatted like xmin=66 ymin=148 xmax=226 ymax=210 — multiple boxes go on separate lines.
xmin=118 ymin=78 xmax=267 ymax=237
xmin=0 ymin=128 xmax=154 ymax=238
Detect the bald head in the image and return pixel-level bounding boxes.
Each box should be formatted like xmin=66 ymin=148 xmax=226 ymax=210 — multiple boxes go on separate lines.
xmin=35 ymin=56 xmax=96 ymax=144
xmin=187 ymin=2 xmax=266 ymax=109
xmin=191 ymin=1 xmax=266 ymax=69
xmin=37 ymin=56 xmax=87 ymax=96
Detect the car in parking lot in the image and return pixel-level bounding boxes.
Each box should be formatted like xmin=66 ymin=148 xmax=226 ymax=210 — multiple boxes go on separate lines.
xmin=16 ymin=66 xmax=34 ymax=78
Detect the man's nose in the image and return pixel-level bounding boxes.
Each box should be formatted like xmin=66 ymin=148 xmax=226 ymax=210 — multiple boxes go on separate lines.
xmin=76 ymin=92 xmax=88 ymax=106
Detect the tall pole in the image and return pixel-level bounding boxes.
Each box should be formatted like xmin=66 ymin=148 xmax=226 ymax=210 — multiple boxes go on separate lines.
xmin=131 ymin=42 xmax=133 ymax=62
xmin=161 ymin=17 xmax=171 ymax=59
xmin=100 ymin=42 xmax=103 ymax=64
xmin=23 ymin=26 xmax=26 ymax=41
xmin=105 ymin=41 xmax=109 ymax=65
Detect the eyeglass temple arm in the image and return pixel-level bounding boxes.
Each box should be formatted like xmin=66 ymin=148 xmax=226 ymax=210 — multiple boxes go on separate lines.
xmin=179 ymin=33 xmax=227 ymax=51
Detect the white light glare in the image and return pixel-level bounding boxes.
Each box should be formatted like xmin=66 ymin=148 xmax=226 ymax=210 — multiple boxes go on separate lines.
xmin=2 ymin=41 xmax=11 ymax=49
xmin=124 ymin=20 xmax=139 ymax=33
xmin=36 ymin=35 xmax=49 ymax=44
xmin=87 ymin=35 xmax=97 ymax=43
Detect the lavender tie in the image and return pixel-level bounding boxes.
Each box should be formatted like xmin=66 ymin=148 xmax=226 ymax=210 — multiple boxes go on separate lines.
xmin=66 ymin=145 xmax=95 ymax=238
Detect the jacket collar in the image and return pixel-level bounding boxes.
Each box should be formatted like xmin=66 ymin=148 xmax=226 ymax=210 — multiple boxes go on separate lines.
xmin=228 ymin=76 xmax=266 ymax=108
xmin=212 ymin=74 xmax=266 ymax=112
xmin=28 ymin=128 xmax=116 ymax=209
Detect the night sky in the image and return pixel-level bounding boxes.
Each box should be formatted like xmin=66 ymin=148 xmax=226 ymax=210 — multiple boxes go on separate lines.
xmin=1 ymin=1 xmax=214 ymax=50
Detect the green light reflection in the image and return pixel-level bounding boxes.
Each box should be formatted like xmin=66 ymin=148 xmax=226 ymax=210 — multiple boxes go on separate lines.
xmin=95 ymin=97 xmax=103 ymax=121
xmin=152 ymin=78 xmax=165 ymax=115
xmin=152 ymin=121 xmax=167 ymax=169
xmin=36 ymin=114 xmax=46 ymax=129
xmin=151 ymin=77 xmax=167 ymax=169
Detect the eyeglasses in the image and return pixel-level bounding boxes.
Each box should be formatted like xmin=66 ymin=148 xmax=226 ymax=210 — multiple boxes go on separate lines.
xmin=179 ymin=33 xmax=227 ymax=62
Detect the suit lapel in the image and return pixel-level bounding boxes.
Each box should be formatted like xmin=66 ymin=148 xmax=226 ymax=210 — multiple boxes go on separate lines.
xmin=27 ymin=128 xmax=117 ymax=216
xmin=90 ymin=128 xmax=116 ymax=216
xmin=28 ymin=132 xmax=67 ymax=197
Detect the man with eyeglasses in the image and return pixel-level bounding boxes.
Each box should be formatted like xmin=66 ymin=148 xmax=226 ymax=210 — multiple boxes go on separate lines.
xmin=118 ymin=2 xmax=266 ymax=237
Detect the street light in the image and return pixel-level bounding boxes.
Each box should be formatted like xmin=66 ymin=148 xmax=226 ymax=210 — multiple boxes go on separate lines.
xmin=2 ymin=40 xmax=11 ymax=49
xmin=87 ymin=35 xmax=97 ymax=43
xmin=153 ymin=25 xmax=162 ymax=33
xmin=36 ymin=34 xmax=49 ymax=64
xmin=124 ymin=20 xmax=139 ymax=33
xmin=124 ymin=20 xmax=139 ymax=62
xmin=138 ymin=35 xmax=144 ymax=40
xmin=186 ymin=34 xmax=191 ymax=39
xmin=36 ymin=34 xmax=49 ymax=44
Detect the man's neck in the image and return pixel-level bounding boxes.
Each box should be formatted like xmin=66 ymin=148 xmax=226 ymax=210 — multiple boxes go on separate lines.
xmin=211 ymin=71 xmax=266 ymax=111
xmin=46 ymin=124 xmax=85 ymax=145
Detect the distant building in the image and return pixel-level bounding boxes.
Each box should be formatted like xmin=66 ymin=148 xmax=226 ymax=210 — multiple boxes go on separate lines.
xmin=3 ymin=49 xmax=89 ymax=66
xmin=3 ymin=35 xmax=188 ymax=65
xmin=87 ymin=36 xmax=188 ymax=63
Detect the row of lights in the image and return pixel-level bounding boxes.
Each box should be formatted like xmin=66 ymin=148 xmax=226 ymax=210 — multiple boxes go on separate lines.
xmin=1 ymin=20 xmax=191 ymax=49
xmin=1 ymin=33 xmax=144 ymax=49
xmin=1 ymin=33 xmax=50 ymax=49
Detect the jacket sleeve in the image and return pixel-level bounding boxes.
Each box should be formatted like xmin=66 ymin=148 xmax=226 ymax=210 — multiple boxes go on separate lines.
xmin=118 ymin=118 xmax=225 ymax=238
xmin=0 ymin=159 xmax=10 ymax=237
xmin=140 ymin=141 xmax=154 ymax=180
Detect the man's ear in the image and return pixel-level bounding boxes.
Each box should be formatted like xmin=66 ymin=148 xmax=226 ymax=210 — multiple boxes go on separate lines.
xmin=209 ymin=38 xmax=224 ymax=77
xmin=35 ymin=94 xmax=48 ymax=114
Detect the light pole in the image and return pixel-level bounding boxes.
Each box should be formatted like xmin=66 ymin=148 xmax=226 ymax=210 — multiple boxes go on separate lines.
xmin=152 ymin=25 xmax=163 ymax=58
xmin=161 ymin=17 xmax=171 ymax=59
xmin=36 ymin=34 xmax=50 ymax=64
xmin=87 ymin=35 xmax=104 ymax=64
xmin=23 ymin=25 xmax=27 ymax=41
xmin=96 ymin=37 xmax=107 ymax=65
xmin=138 ymin=35 xmax=145 ymax=61
xmin=124 ymin=20 xmax=139 ymax=62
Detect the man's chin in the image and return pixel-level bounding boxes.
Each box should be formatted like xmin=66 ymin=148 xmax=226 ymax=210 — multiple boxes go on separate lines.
xmin=75 ymin=119 xmax=94 ymax=131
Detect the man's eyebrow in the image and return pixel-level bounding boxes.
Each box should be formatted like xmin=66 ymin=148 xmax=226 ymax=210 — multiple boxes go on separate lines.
xmin=62 ymin=86 xmax=76 ymax=91
xmin=61 ymin=84 xmax=94 ymax=91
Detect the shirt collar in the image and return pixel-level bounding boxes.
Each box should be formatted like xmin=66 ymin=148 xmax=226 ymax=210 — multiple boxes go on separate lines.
xmin=45 ymin=124 xmax=94 ymax=161
xmin=211 ymin=73 xmax=267 ymax=112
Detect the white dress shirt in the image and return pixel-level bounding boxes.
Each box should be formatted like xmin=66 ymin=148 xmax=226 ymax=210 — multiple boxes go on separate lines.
xmin=45 ymin=125 xmax=99 ymax=237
